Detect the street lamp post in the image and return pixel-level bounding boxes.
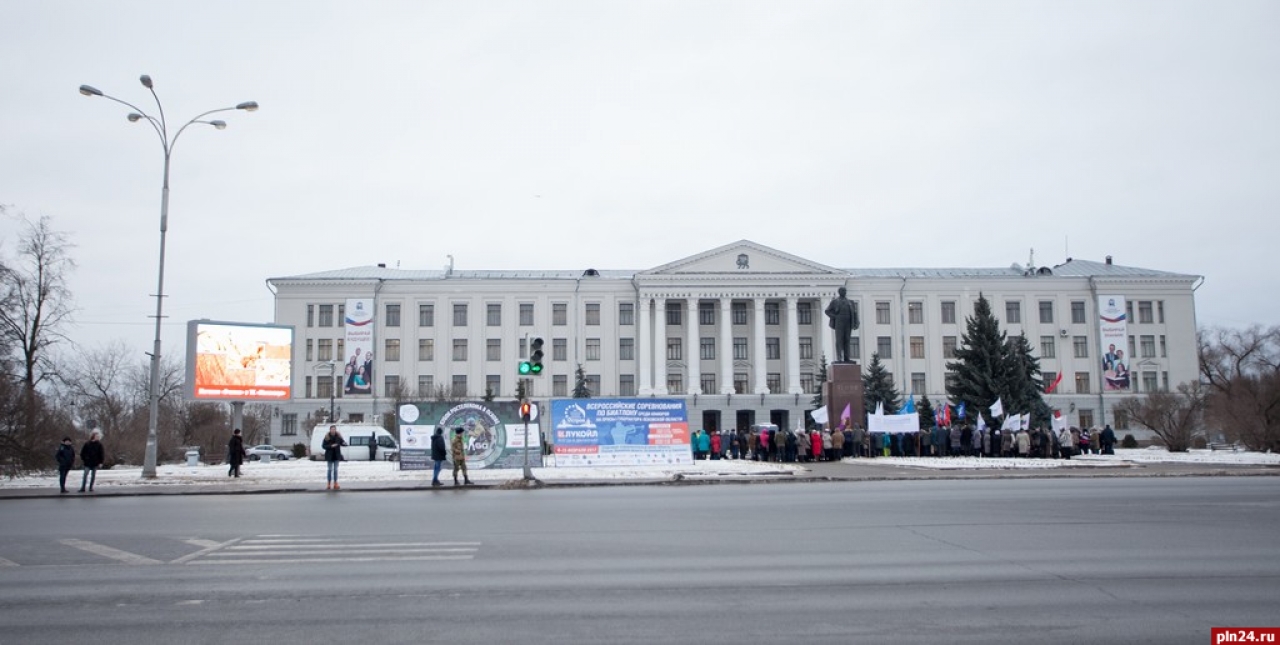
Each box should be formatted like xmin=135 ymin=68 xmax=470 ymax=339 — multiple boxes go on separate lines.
xmin=80 ymin=75 xmax=258 ymax=479
xmin=316 ymin=360 xmax=338 ymax=422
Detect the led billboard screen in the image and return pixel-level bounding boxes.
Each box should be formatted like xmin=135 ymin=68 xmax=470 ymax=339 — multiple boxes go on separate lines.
xmin=185 ymin=320 xmax=294 ymax=401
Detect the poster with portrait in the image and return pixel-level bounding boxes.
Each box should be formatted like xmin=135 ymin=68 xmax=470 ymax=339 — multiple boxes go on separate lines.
xmin=343 ymin=298 xmax=374 ymax=395
xmin=1098 ymin=295 xmax=1131 ymax=391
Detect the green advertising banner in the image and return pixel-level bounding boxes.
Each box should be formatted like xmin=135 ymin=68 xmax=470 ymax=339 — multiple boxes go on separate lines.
xmin=396 ymin=400 xmax=541 ymax=471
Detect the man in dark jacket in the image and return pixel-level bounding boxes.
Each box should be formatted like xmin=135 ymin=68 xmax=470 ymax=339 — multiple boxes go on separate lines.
xmin=79 ymin=432 xmax=104 ymax=493
xmin=1101 ymin=425 xmax=1117 ymax=455
xmin=430 ymin=427 xmax=448 ymax=487
xmin=56 ymin=437 xmax=76 ymax=494
xmin=227 ymin=428 xmax=246 ymax=478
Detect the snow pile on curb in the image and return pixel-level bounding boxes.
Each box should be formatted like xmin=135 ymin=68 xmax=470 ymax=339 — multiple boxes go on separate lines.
xmin=851 ymin=448 xmax=1280 ymax=470
xmin=0 ymin=458 xmax=805 ymax=490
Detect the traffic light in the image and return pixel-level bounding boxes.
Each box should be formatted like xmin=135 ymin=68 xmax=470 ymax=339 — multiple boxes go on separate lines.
xmin=520 ymin=400 xmax=532 ymax=422
xmin=528 ymin=337 xmax=544 ymax=375
xmin=518 ymin=337 xmax=545 ymax=375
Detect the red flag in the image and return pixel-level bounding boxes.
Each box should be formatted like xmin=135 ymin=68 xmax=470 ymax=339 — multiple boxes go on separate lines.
xmin=1045 ymin=372 xmax=1064 ymax=393
xmin=943 ymin=404 xmax=952 ymax=426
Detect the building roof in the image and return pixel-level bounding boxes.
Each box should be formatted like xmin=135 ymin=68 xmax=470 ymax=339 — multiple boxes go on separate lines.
xmin=268 ymin=255 xmax=1198 ymax=283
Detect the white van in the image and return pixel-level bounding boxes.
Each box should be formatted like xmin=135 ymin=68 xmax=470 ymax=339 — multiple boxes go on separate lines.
xmin=309 ymin=424 xmax=399 ymax=461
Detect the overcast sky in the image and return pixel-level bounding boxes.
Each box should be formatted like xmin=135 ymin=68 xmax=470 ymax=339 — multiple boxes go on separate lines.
xmin=2 ymin=0 xmax=1277 ymax=358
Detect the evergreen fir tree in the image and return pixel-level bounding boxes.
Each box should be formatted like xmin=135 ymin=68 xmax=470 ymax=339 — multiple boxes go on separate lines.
xmin=946 ymin=293 xmax=1007 ymax=429
xmin=862 ymin=352 xmax=901 ymax=418
xmin=918 ymin=394 xmax=936 ymax=430
xmin=1004 ymin=333 xmax=1051 ymax=427
xmin=572 ymin=364 xmax=591 ymax=398
xmin=811 ymin=355 xmax=829 ymax=407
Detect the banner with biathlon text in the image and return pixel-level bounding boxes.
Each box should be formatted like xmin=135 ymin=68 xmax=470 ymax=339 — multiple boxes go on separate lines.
xmin=550 ymin=398 xmax=691 ymax=467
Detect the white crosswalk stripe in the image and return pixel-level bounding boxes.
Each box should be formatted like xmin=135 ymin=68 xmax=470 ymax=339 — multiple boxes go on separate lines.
xmin=181 ymin=535 xmax=481 ymax=565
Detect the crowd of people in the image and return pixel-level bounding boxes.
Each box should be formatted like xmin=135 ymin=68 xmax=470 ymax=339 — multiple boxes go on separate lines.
xmin=689 ymin=423 xmax=1118 ymax=462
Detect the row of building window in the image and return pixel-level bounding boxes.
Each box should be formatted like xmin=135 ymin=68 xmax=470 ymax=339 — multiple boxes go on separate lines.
xmin=304 ymin=333 xmax=1168 ymax=364
xmin=301 ymin=365 xmax=1173 ymax=404
xmin=306 ymin=301 xmax=821 ymax=329
xmin=308 ymin=299 xmax=1170 ymax=330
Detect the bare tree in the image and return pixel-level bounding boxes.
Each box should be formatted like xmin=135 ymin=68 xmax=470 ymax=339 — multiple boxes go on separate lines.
xmin=1199 ymin=326 xmax=1280 ymax=451
xmin=0 ymin=210 xmax=76 ymax=468
xmin=1115 ymin=382 xmax=1207 ymax=452
xmin=60 ymin=341 xmax=139 ymax=442
xmin=431 ymin=383 xmax=465 ymax=404
xmin=382 ymin=380 xmax=414 ymax=432
xmin=0 ymin=211 xmax=76 ymax=390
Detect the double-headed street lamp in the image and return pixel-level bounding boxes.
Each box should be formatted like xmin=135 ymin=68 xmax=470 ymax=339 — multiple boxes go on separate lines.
xmin=79 ymin=75 xmax=258 ymax=479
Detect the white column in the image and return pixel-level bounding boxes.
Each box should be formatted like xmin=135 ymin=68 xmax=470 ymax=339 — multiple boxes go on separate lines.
xmin=753 ymin=298 xmax=768 ymax=394
xmin=719 ymin=297 xmax=734 ymax=394
xmin=638 ymin=298 xmax=652 ymax=395
xmin=654 ymin=298 xmax=669 ymax=395
xmin=786 ymin=295 xmax=803 ymax=394
xmin=686 ymin=297 xmax=701 ymax=395
xmin=821 ymin=296 xmax=836 ymax=364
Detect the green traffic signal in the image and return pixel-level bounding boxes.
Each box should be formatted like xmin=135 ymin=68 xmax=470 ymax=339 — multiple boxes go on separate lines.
xmin=528 ymin=337 xmax=545 ymax=376
xmin=518 ymin=361 xmax=532 ymax=375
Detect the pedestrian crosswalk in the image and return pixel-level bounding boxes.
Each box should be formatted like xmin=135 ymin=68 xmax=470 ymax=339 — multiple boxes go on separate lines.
xmin=2 ymin=535 xmax=481 ymax=567
xmin=185 ymin=535 xmax=482 ymax=565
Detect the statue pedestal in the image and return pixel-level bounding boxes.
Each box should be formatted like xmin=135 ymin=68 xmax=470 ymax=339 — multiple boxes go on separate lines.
xmin=823 ymin=362 xmax=864 ymax=429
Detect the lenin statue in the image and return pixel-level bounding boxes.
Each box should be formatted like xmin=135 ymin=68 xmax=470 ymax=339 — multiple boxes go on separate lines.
xmin=825 ymin=287 xmax=860 ymax=363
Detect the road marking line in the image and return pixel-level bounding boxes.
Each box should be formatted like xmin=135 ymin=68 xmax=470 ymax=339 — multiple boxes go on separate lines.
xmin=182 ymin=539 xmax=223 ymax=549
xmin=59 ymin=539 xmax=162 ymax=565
xmin=0 ymin=557 xmax=19 ymax=567
xmin=187 ymin=555 xmax=476 ymax=565
xmin=225 ymin=542 xmax=481 ymax=551
xmin=239 ymin=538 xmax=346 ymax=544
xmin=203 ymin=548 xmax=478 ymax=557
xmin=170 ymin=537 xmax=244 ymax=565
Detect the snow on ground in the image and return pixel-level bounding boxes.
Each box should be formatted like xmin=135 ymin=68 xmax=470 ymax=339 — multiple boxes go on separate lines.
xmin=2 ymin=448 xmax=1274 ymax=490
xmin=0 ymin=458 xmax=804 ymax=490
xmin=854 ymin=447 xmax=1280 ymax=470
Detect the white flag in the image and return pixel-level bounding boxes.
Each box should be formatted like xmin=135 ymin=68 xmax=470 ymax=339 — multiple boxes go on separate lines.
xmin=1001 ymin=415 xmax=1020 ymax=432
xmin=874 ymin=401 xmax=884 ymax=416
xmin=976 ymin=414 xmax=987 ymax=432
xmin=811 ymin=406 xmax=829 ymax=426
xmin=1052 ymin=411 xmax=1067 ymax=431
xmin=989 ymin=398 xmax=1004 ymax=418
xmin=1020 ymin=413 xmax=1030 ymax=430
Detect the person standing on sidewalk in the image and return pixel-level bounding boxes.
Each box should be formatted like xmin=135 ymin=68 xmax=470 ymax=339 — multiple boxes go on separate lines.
xmin=430 ymin=427 xmax=448 ymax=487
xmin=227 ymin=428 xmax=246 ymax=478
xmin=79 ymin=432 xmax=104 ymax=493
xmin=56 ymin=437 xmax=76 ymax=494
xmin=451 ymin=427 xmax=472 ymax=486
xmin=368 ymin=432 xmax=378 ymax=461
xmin=322 ymin=425 xmax=345 ymax=490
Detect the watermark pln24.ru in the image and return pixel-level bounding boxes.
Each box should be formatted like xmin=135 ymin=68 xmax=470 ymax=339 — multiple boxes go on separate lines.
xmin=1214 ymin=628 xmax=1280 ymax=644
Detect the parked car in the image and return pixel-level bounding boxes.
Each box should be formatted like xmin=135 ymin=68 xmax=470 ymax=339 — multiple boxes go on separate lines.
xmin=246 ymin=444 xmax=291 ymax=461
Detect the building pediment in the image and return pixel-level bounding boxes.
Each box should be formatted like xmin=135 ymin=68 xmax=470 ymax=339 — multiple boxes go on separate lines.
xmin=642 ymin=240 xmax=844 ymax=276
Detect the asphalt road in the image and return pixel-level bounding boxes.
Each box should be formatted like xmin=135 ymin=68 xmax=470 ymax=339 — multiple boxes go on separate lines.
xmin=0 ymin=477 xmax=1276 ymax=645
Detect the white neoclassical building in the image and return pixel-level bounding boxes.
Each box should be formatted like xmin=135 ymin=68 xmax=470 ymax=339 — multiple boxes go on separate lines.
xmin=263 ymin=240 xmax=1201 ymax=445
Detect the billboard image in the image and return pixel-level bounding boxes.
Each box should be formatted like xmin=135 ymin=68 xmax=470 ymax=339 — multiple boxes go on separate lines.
xmin=1098 ymin=295 xmax=1131 ymax=392
xmin=343 ymin=298 xmax=374 ymax=395
xmin=550 ymin=398 xmax=691 ymax=467
xmin=185 ymin=320 xmax=293 ymax=401
xmin=396 ymin=400 xmax=541 ymax=471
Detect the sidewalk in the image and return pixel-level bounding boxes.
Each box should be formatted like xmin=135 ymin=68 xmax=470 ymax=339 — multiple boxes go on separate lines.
xmin=2 ymin=449 xmax=1277 ymax=499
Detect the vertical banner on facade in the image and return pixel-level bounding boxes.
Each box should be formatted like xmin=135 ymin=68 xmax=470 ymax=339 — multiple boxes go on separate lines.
xmin=343 ymin=298 xmax=374 ymax=395
xmin=550 ymin=398 xmax=691 ymax=467
xmin=1098 ymin=295 xmax=1131 ymax=391
xmin=396 ymin=401 xmax=541 ymax=471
